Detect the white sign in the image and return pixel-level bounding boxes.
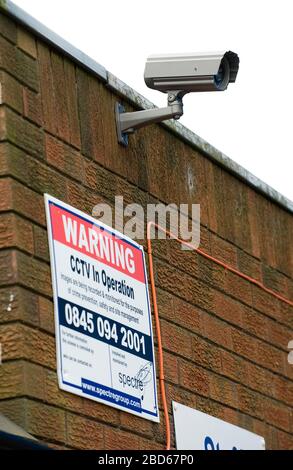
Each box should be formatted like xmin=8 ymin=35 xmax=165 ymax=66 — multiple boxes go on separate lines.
xmin=45 ymin=194 xmax=159 ymax=422
xmin=173 ymin=402 xmax=265 ymax=450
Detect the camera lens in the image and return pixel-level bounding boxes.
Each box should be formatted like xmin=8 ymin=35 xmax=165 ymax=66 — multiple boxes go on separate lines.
xmin=215 ymin=65 xmax=224 ymax=85
xmin=214 ymin=56 xmax=230 ymax=90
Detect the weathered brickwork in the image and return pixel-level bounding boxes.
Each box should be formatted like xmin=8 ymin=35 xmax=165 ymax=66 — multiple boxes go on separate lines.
xmin=0 ymin=11 xmax=292 ymax=449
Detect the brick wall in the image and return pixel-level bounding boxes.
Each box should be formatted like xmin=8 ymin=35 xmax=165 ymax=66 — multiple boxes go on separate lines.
xmin=0 ymin=10 xmax=292 ymax=449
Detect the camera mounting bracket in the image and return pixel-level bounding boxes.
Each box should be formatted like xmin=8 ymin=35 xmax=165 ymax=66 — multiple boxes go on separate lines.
xmin=115 ymin=91 xmax=185 ymax=147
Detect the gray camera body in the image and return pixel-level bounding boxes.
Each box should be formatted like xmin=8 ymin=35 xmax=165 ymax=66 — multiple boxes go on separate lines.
xmin=116 ymin=50 xmax=239 ymax=146
xmin=144 ymin=51 xmax=239 ymax=93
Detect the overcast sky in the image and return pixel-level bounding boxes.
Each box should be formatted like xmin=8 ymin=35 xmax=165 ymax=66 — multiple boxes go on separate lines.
xmin=13 ymin=0 xmax=293 ymax=201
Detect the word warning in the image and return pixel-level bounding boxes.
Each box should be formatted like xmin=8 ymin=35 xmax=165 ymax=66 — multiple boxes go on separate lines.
xmin=45 ymin=194 xmax=159 ymax=422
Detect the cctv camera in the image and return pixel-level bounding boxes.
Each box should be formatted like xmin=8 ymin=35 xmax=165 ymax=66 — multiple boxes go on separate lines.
xmin=116 ymin=50 xmax=239 ymax=146
xmin=144 ymin=51 xmax=239 ymax=93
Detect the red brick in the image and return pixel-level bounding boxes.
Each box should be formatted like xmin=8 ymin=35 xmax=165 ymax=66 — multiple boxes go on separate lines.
xmin=66 ymin=413 xmax=104 ymax=449
xmin=150 ymin=237 xmax=169 ymax=263
xmin=237 ymin=249 xmax=262 ymax=281
xmin=0 ymin=35 xmax=38 ymax=91
xmin=26 ymin=400 xmax=66 ymax=442
xmin=38 ymin=296 xmax=54 ymax=333
xmin=139 ymin=436 xmax=164 ymax=450
xmin=224 ymin=270 xmax=253 ymax=306
xmin=192 ymin=335 xmax=222 ymax=373
xmin=161 ymin=320 xmax=192 ymax=359
xmin=16 ymin=48 xmax=39 ymax=91
xmin=251 ymin=284 xmax=281 ymax=321
xmin=77 ymin=68 xmax=105 ymax=164
xmin=237 ymin=413 xmax=254 ymax=435
xmin=23 ymin=87 xmax=43 ymax=126
xmin=120 ymin=411 xmax=153 ymax=438
xmin=63 ymin=59 xmax=81 ymax=148
xmin=274 ymin=211 xmax=293 ymax=278
xmin=0 ymin=177 xmax=13 ymax=211
xmin=104 ymin=426 xmax=140 ymax=450
xmin=252 ymin=418 xmax=266 ymax=441
xmin=66 ymin=179 xmax=108 ymax=218
xmin=204 ymin=159 xmax=218 ymax=232
xmin=0 ymin=142 xmax=9 ymax=174
xmin=211 ymin=166 xmax=227 ymax=238
xmin=0 ymin=70 xmax=23 ymax=113
xmin=161 ymin=350 xmax=179 ymax=384
xmin=0 ymin=323 xmax=56 ymax=369
xmin=33 ymin=224 xmax=49 ymax=261
xmin=0 ymin=12 xmax=17 ymax=43
xmin=196 ymin=395 xmax=224 ymax=419
xmin=279 ymin=302 xmax=293 ymax=330
xmin=232 ymin=185 xmax=252 ymax=254
xmin=1 ymin=106 xmax=44 ymax=158
xmin=222 ymin=407 xmax=239 ymax=427
xmin=145 ymin=127 xmax=170 ymax=202
xmin=245 ymin=361 xmax=269 ymax=395
xmin=172 ymin=296 xmax=202 ymax=333
xmin=255 ymin=339 xmax=286 ymax=375
xmin=231 ymin=328 xmax=258 ymax=362
xmin=198 ymin=225 xmax=211 ymax=252
xmin=271 ymin=374 xmax=292 ymax=406
xmin=0 ymin=398 xmax=27 ymax=429
xmin=268 ymin=321 xmax=291 ymax=350
xmin=81 ymin=398 xmax=120 ymax=427
xmin=155 ymin=288 xmax=174 ymax=320
xmin=0 ymin=361 xmax=24 ymax=399
xmin=218 ymin=170 xmax=240 ymax=243
xmin=23 ymin=362 xmax=45 ymax=400
xmin=165 ymin=139 xmax=188 ymax=209
xmin=101 ymin=89 xmax=129 ymax=180
xmin=169 ymin=241 xmax=200 ymax=279
xmin=0 ymin=213 xmax=34 ymax=253
xmin=16 ymin=250 xmax=52 ymax=297
xmin=201 ymin=312 xmax=233 ymax=349
xmin=156 ymin=260 xmax=213 ymax=311
xmin=221 ymin=349 xmax=247 ymax=383
xmin=179 ymin=359 xmax=210 ymax=396
xmin=276 ymin=429 xmax=293 ymax=450
xmin=47 ymin=52 xmax=68 ymax=137
xmin=165 ymin=382 xmax=197 ymax=415
xmin=185 ymin=147 xmax=209 ymax=227
xmin=241 ymin=307 xmax=269 ymax=342
xmin=212 ymin=290 xmax=244 ymax=326
xmin=0 ymin=250 xmax=17 ymax=285
xmin=210 ymin=233 xmax=238 ymax=268
xmin=37 ymin=42 xmax=56 ymax=134
xmin=17 ymin=26 xmax=37 ymax=58
xmin=45 ymin=133 xmax=84 ymax=182
xmin=0 ymin=286 xmax=39 ymax=326
xmin=237 ymin=386 xmax=264 ymax=420
xmin=262 ymin=264 xmax=288 ymax=296
xmin=85 ymin=160 xmax=111 ymax=195
xmin=209 ymin=374 xmax=238 ymax=408
xmin=264 ymin=400 xmax=291 ymax=432
xmin=44 ymin=369 xmax=84 ymax=414
xmin=12 ymin=179 xmax=46 ymax=226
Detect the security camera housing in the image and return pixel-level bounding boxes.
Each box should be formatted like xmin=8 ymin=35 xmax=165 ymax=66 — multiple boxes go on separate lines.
xmin=144 ymin=51 xmax=239 ymax=92
xmin=116 ymin=50 xmax=239 ymax=146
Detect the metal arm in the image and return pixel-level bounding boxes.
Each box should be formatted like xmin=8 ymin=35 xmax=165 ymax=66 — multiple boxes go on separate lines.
xmin=116 ymin=92 xmax=185 ymax=146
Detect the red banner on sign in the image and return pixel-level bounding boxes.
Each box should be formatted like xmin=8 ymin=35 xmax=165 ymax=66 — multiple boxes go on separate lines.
xmin=49 ymin=204 xmax=145 ymax=283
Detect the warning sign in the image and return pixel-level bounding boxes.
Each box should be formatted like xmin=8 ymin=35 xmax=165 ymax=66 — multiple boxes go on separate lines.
xmin=45 ymin=194 xmax=159 ymax=422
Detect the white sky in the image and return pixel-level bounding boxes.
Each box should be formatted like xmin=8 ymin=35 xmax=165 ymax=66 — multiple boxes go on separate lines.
xmin=13 ymin=0 xmax=293 ymax=202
